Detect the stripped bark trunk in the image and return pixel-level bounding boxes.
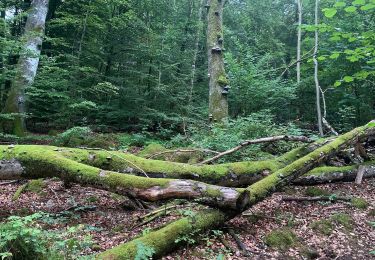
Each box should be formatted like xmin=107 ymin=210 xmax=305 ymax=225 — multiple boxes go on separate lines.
xmin=207 ymin=0 xmax=228 ymax=122
xmin=313 ymin=0 xmax=324 ymax=136
xmin=1 ymin=0 xmax=49 ymax=136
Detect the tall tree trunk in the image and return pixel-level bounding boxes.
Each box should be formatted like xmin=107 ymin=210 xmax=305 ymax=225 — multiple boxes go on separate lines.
xmin=313 ymin=0 xmax=324 ymax=136
xmin=296 ymin=0 xmax=302 ymax=84
xmin=1 ymin=0 xmax=49 ymax=136
xmin=207 ymin=0 xmax=228 ymax=123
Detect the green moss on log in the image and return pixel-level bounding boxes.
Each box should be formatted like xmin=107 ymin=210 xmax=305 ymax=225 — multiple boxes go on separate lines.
xmin=98 ymin=210 xmax=226 ymax=260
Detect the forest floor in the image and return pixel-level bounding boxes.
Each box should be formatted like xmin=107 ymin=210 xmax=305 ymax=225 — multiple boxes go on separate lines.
xmin=1 ymin=178 xmax=374 ymax=259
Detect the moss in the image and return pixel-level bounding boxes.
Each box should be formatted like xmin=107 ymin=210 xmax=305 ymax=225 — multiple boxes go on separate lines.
xmin=26 ymin=179 xmax=45 ymax=193
xmin=246 ymin=124 xmax=371 ymax=205
xmin=12 ymin=183 xmax=28 ymax=201
xmin=368 ymin=209 xmax=375 ymax=217
xmin=331 ymin=213 xmax=353 ymax=230
xmin=205 ymin=187 xmax=223 ymax=198
xmin=305 ymin=187 xmax=330 ymax=197
xmin=87 ymin=195 xmax=99 ymax=203
xmin=264 ymin=228 xmax=297 ymax=250
xmin=217 ymin=75 xmax=229 ymax=86
xmin=137 ymin=143 xmax=167 ymax=158
xmin=310 ymin=219 xmax=333 ymax=235
xmin=98 ymin=210 xmax=226 ymax=260
xmin=351 ymin=197 xmax=368 ymax=209
xmin=300 ymin=246 xmax=320 ymax=259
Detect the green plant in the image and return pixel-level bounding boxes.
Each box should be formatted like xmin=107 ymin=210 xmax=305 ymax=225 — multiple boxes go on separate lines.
xmin=53 ymin=127 xmax=93 ymax=147
xmin=0 ymin=213 xmax=93 ymax=260
xmin=264 ymin=228 xmax=297 ymax=250
xmin=134 ymin=242 xmax=155 ymax=260
xmin=310 ymin=219 xmax=334 ymax=236
xmin=351 ymin=197 xmax=368 ymax=209
xmin=305 ymin=187 xmax=330 ymax=197
xmin=331 ymin=213 xmax=353 ymax=230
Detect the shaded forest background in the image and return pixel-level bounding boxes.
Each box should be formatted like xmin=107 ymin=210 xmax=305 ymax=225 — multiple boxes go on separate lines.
xmin=0 ymin=0 xmax=374 ymax=139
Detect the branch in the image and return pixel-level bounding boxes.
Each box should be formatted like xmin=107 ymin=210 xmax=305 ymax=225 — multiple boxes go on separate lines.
xmin=199 ymin=135 xmax=313 ymax=165
xmin=281 ymin=195 xmax=351 ymax=202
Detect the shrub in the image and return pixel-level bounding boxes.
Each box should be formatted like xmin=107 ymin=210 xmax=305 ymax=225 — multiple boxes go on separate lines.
xmin=53 ymin=127 xmax=93 ymax=147
xmin=0 ymin=213 xmax=93 ymax=260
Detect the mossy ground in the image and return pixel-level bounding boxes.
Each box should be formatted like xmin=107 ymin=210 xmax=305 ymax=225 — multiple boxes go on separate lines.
xmin=264 ymin=228 xmax=298 ymax=250
xmin=351 ymin=197 xmax=368 ymax=209
xmin=305 ymin=187 xmax=330 ymax=197
xmin=310 ymin=219 xmax=334 ymax=235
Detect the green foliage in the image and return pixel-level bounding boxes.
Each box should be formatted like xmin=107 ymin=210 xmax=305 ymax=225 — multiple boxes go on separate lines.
xmin=331 ymin=213 xmax=353 ymax=230
xmin=305 ymin=187 xmax=330 ymax=197
xmin=350 ymin=197 xmax=369 ymax=209
xmin=134 ymin=242 xmax=155 ymax=260
xmin=53 ymin=127 xmax=93 ymax=147
xmin=0 ymin=213 xmax=92 ymax=260
xmin=264 ymin=228 xmax=298 ymax=250
xmin=310 ymin=219 xmax=334 ymax=236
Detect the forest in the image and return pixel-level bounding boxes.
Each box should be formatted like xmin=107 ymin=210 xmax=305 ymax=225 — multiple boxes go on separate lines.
xmin=0 ymin=0 xmax=374 ymax=259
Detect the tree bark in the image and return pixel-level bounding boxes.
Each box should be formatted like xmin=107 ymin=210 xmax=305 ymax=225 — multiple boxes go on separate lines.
xmin=0 ymin=149 xmax=247 ymax=210
xmin=207 ymin=0 xmax=228 ymax=122
xmin=1 ymin=0 xmax=49 ymax=136
xmin=294 ymin=162 xmax=375 ymax=185
xmin=296 ymin=0 xmax=302 ymax=84
xmin=313 ymin=0 xmax=324 ymax=136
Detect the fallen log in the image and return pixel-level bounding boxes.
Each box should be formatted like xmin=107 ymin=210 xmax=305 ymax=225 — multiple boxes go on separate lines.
xmin=98 ymin=210 xmax=226 ymax=259
xmin=0 ymin=149 xmax=247 ymax=210
xmin=97 ymin=121 xmax=375 ymax=259
xmin=293 ymin=161 xmax=375 ymax=185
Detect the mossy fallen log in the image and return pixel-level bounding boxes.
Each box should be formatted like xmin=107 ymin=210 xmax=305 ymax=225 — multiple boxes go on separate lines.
xmin=294 ymin=161 xmax=375 ymax=185
xmin=97 ymin=122 xmax=374 ymax=259
xmin=98 ymin=210 xmax=226 ymax=260
xmin=0 ymin=146 xmax=248 ymax=210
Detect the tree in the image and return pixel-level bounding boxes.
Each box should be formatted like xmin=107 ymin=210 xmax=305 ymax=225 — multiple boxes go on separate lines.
xmin=207 ymin=0 xmax=229 ymax=122
xmin=1 ymin=0 xmax=49 ymax=136
xmin=296 ymin=0 xmax=302 ymax=84
xmin=313 ymin=0 xmax=324 ymax=136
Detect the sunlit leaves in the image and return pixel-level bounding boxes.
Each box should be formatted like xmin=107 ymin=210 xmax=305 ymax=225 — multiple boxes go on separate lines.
xmin=352 ymin=0 xmax=365 ymax=6
xmin=334 ymin=2 xmax=346 ymax=7
xmin=323 ymin=8 xmax=337 ymax=18
xmin=360 ymin=4 xmax=375 ymax=10
xmin=343 ymin=76 xmax=354 ymax=82
xmin=329 ymin=53 xmax=340 ymax=59
xmin=344 ymin=6 xmax=357 ymax=12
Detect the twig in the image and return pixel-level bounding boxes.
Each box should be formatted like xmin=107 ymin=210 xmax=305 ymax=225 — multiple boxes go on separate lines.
xmin=227 ymin=229 xmax=254 ymax=256
xmin=146 ymin=149 xmax=219 ymax=159
xmin=199 ymin=135 xmax=312 ymax=165
xmin=281 ymin=195 xmax=351 ymax=202
xmin=132 ymin=210 xmax=172 ymax=229
xmin=0 ymin=180 xmax=19 ymax=185
xmin=139 ymin=205 xmax=178 ymax=220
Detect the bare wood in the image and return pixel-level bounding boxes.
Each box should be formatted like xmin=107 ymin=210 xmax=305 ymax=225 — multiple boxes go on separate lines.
xmin=313 ymin=0 xmax=324 ymax=136
xmin=355 ymin=165 xmax=365 ymax=185
xmin=146 ymin=148 xmax=219 ymax=159
xmin=199 ymin=135 xmax=312 ymax=165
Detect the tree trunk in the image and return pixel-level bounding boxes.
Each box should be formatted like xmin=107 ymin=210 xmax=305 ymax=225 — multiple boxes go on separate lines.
xmin=207 ymin=0 xmax=228 ymax=122
xmin=294 ymin=162 xmax=375 ymax=185
xmin=1 ymin=0 xmax=49 ymax=136
xmin=296 ymin=0 xmax=302 ymax=84
xmin=313 ymin=0 xmax=324 ymax=136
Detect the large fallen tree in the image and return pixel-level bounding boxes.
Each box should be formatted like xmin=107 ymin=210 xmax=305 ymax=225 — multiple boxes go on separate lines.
xmin=0 ymin=121 xmax=374 ymax=259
